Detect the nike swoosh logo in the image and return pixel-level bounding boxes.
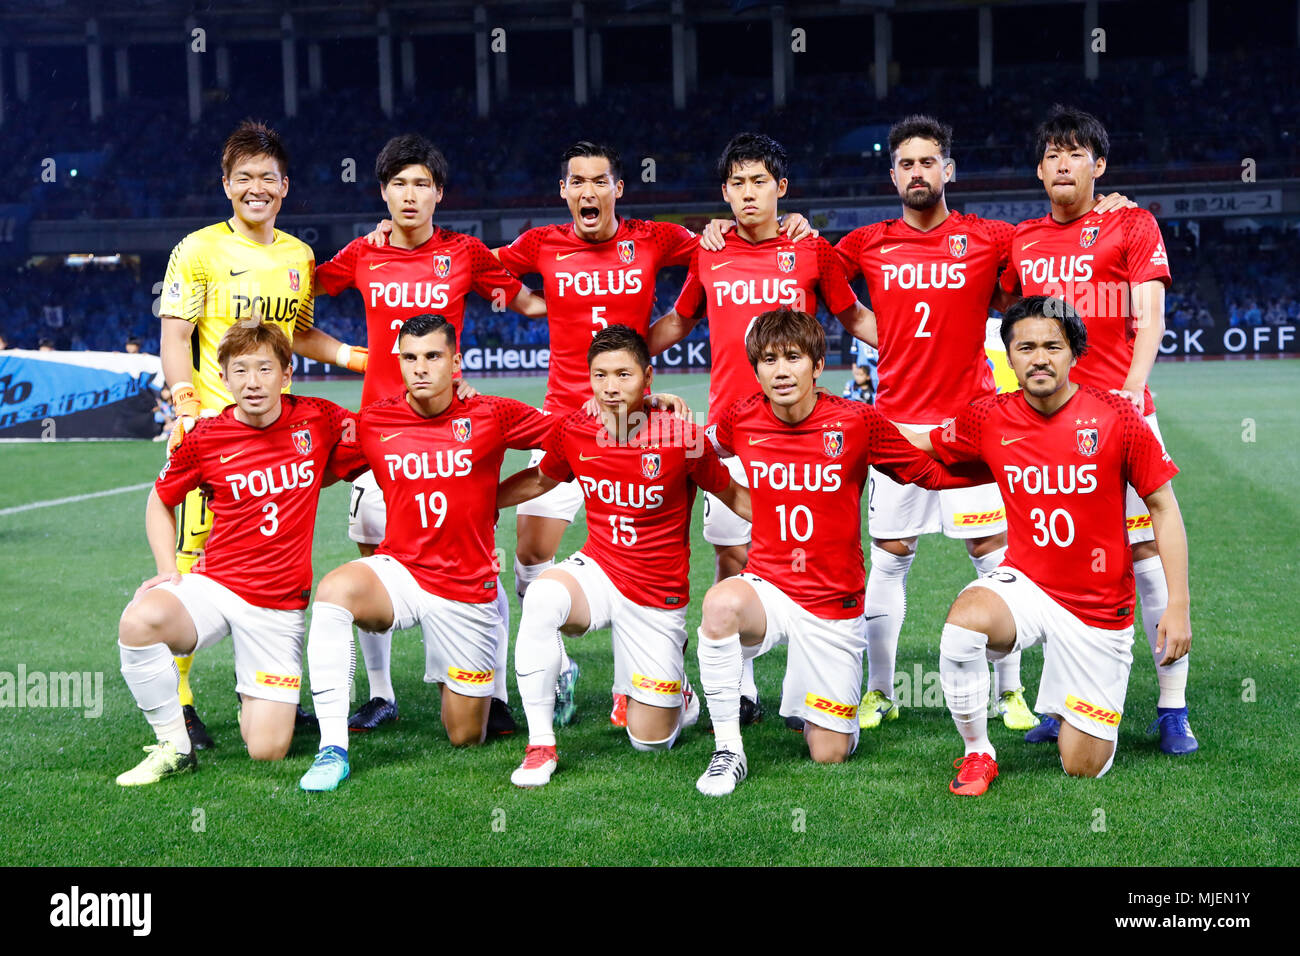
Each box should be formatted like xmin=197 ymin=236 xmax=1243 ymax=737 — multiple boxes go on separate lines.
xmin=1021 ymin=240 xmax=1041 ymax=250
xmin=863 ymin=614 xmax=887 ymax=622
xmin=229 ymin=269 xmax=249 ymax=276
xmin=369 ymin=261 xmax=394 ymax=270
xmin=879 ymin=244 xmax=903 ymax=254
xmin=748 ymin=436 xmax=772 ymax=445
xmin=578 ymin=453 xmax=601 ymax=461
xmin=219 ymin=452 xmax=243 ymax=463
xmin=1001 ymin=436 xmax=1026 ymax=445
xmin=379 ymin=432 xmax=403 ymax=442
xmin=711 ymin=261 xmax=735 ymax=271
xmin=556 ymin=251 xmax=582 ymax=261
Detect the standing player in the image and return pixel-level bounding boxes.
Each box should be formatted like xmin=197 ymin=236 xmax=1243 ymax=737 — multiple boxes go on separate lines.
xmin=314 ymin=134 xmax=546 ymax=735
xmin=298 ymin=314 xmax=554 ymax=791
xmin=159 ymin=120 xmax=366 ymax=749
xmin=497 ymin=325 xmax=749 ymax=786
xmin=911 ymin=296 xmax=1189 ymax=794
xmin=995 ymin=106 xmax=1195 ymax=754
xmin=115 ymin=323 xmax=358 ymax=785
xmin=650 ymin=132 xmax=875 ymax=723
xmin=694 ymin=308 xmax=985 ymax=796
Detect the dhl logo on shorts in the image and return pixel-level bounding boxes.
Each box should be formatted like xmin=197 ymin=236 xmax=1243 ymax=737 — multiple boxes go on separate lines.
xmin=1065 ymin=694 xmax=1122 ymax=727
xmin=804 ymin=693 xmax=857 ymax=720
xmin=1126 ymin=514 xmax=1153 ymax=531
xmin=447 ymin=666 xmax=494 ymax=685
xmin=952 ymin=508 xmax=1006 ymax=527
xmin=631 ymin=673 xmax=682 ymax=696
xmin=255 ymin=671 xmax=301 ymax=690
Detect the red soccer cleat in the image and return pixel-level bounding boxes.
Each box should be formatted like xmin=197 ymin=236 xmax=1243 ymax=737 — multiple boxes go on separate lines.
xmin=949 ymin=752 xmax=999 ymax=796
xmin=511 ymin=744 xmax=558 ymax=788
xmin=609 ymin=693 xmax=628 ymax=728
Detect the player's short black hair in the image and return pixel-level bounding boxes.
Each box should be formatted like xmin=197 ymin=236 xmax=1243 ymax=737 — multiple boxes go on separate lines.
xmin=1000 ymin=295 xmax=1089 ymax=358
xmin=717 ymin=132 xmax=788 ymax=184
xmin=222 ymin=119 xmax=289 ymax=178
xmin=376 ymin=134 xmax=449 ymax=191
xmin=746 ymin=307 xmax=825 ymax=369
xmin=561 ymin=141 xmax=623 ymax=183
xmin=1034 ymin=105 xmax=1110 ymax=162
xmin=397 ymin=313 xmax=457 ymax=350
xmin=888 ymin=114 xmax=952 ymax=161
xmin=588 ymin=324 xmax=650 ymax=369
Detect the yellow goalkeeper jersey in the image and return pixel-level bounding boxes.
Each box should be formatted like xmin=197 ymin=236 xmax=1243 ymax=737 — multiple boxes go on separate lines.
xmin=160 ymin=221 xmax=315 ymax=410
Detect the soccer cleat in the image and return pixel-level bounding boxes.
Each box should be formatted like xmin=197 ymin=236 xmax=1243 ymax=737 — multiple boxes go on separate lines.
xmin=785 ymin=715 xmax=805 ymax=733
xmin=696 ymin=747 xmax=748 ymax=796
xmin=348 ymin=696 xmax=399 ymax=732
xmin=294 ymin=705 xmax=319 ymax=733
xmin=115 ymin=741 xmax=197 ymax=787
xmin=182 ymin=704 xmax=214 ymax=751
xmin=858 ymin=690 xmax=900 ymax=729
xmin=554 ymin=658 xmax=580 ymax=727
xmin=488 ymin=697 xmax=517 ymax=736
xmin=949 ymin=752 xmax=998 ymax=796
xmin=1024 ymin=713 xmax=1060 ymax=743
xmin=682 ymin=681 xmax=700 ymax=729
xmin=299 ymin=745 xmax=350 ymax=792
xmin=609 ymin=693 xmax=628 ymax=728
xmin=510 ymin=744 xmax=558 ymax=788
xmin=739 ymin=694 xmax=763 ymax=726
xmin=1148 ymin=706 xmax=1199 ymax=755
xmin=991 ymin=688 xmax=1039 ymax=731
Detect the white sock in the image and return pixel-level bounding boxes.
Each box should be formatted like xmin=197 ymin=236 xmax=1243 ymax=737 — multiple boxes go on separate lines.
xmin=514 ymin=577 xmax=570 ymax=747
xmin=698 ymin=629 xmax=744 ymax=751
xmin=357 ymin=628 xmax=394 ymax=704
xmin=307 ymin=602 xmax=356 ymax=751
xmin=1135 ymin=555 xmax=1187 ymax=708
xmin=120 ymin=641 xmax=191 ymax=754
xmin=740 ymin=656 xmax=758 ymax=701
xmin=493 ymin=577 xmax=510 ymax=704
xmin=939 ymin=623 xmax=994 ymax=760
xmin=968 ymin=546 xmax=1022 ymax=698
xmin=969 ymin=545 xmax=1007 ymax=577
xmin=515 ymin=556 xmax=572 ymax=673
xmin=864 ymin=545 xmax=914 ymax=696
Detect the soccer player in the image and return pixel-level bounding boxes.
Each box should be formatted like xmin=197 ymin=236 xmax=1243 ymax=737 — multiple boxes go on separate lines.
xmin=498 ymin=325 xmax=749 ymax=787
xmin=114 ymin=323 xmax=358 ymax=785
xmin=995 ymin=106 xmax=1195 ymax=754
xmin=911 ymin=295 xmax=1189 ymax=794
xmin=694 ymin=308 xmax=985 ymax=796
xmin=298 ymin=313 xmax=554 ymax=791
xmin=314 ymin=133 xmax=546 ymax=735
xmin=650 ymin=132 xmax=876 ymax=724
xmin=158 ymin=120 xmax=367 ymax=750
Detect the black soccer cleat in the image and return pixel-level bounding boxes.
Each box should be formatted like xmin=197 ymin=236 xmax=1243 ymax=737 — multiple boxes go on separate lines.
xmin=488 ymin=697 xmax=517 ymax=736
xmin=348 ymin=696 xmax=399 ymax=732
xmin=785 ymin=715 xmax=805 ymax=734
xmin=183 ymin=704 xmax=215 ymax=751
xmin=740 ymin=694 xmax=763 ymax=726
xmin=294 ymin=705 xmax=319 ymax=733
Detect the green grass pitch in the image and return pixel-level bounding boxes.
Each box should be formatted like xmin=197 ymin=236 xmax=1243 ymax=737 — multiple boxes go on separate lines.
xmin=1 ymin=362 xmax=1296 ymax=866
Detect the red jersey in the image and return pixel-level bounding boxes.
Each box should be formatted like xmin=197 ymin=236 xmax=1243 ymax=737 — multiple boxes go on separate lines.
xmin=316 ymin=228 xmax=524 ymax=408
xmin=999 ymin=206 xmax=1172 ymax=415
xmin=350 ymin=393 xmax=552 ymax=603
xmin=154 ymin=396 xmax=359 ymax=610
xmin=498 ymin=218 xmax=698 ymax=414
xmin=712 ymin=393 xmax=980 ymax=619
xmin=540 ymin=409 xmax=730 ymax=608
xmin=674 ymin=233 xmax=858 ymax=420
xmin=836 ymin=212 xmax=1013 ymax=423
xmin=929 ymin=385 xmax=1178 ymax=629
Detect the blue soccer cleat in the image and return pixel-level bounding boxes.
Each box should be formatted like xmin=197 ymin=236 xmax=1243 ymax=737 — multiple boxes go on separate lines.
xmin=1148 ymin=706 xmax=1199 ymax=755
xmin=1024 ymin=713 xmax=1060 ymax=743
xmin=299 ymin=745 xmax=350 ymax=791
xmin=554 ymin=659 xmax=580 ymax=727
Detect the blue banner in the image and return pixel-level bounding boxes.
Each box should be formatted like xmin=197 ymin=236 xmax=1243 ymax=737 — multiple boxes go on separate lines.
xmin=0 ymin=350 xmax=164 ymax=440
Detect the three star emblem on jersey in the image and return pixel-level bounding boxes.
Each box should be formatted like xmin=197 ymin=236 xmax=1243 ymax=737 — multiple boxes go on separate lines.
xmin=618 ymin=239 xmax=635 ymax=265
xmin=1076 ymin=427 xmax=1099 ymax=457
xmin=433 ymin=255 xmax=452 ymax=279
xmin=288 ymin=268 xmax=300 ymax=291
xmin=949 ymin=234 xmax=968 ymax=257
xmin=777 ymin=250 xmax=796 ymax=273
xmin=641 ymin=452 xmax=662 ymax=479
xmin=292 ymin=428 xmax=312 ymax=455
xmin=451 ymin=417 xmax=472 ymax=442
xmin=823 ymin=430 xmax=844 ymax=458
xmin=1079 ymin=225 xmax=1100 ymax=248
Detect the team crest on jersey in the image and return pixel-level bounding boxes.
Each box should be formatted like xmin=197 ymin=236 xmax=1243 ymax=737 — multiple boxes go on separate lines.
xmin=777 ymin=250 xmax=796 ymax=273
xmin=1076 ymin=427 xmax=1099 ymax=457
xmin=292 ymin=428 xmax=313 ymax=455
xmin=949 ymin=234 xmax=968 ymax=257
xmin=618 ymin=240 xmax=635 ymax=265
xmin=434 ymin=255 xmax=452 ymax=279
xmin=641 ymin=452 xmax=662 ymax=479
xmin=452 ymin=417 xmax=472 ymax=442
xmin=823 ymin=430 xmax=844 ymax=458
xmin=1079 ymin=226 xmax=1100 ymax=248
xmin=288 ymin=268 xmax=300 ymax=291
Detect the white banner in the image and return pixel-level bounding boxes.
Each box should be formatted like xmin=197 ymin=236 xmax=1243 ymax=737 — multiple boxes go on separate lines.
xmin=1141 ymin=191 xmax=1282 ymax=219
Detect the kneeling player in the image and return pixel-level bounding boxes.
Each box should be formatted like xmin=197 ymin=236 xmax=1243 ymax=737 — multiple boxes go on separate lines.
xmin=115 ymin=323 xmax=358 ymax=785
xmin=498 ymin=325 xmax=750 ymax=787
xmin=299 ymin=313 xmax=552 ymax=790
xmin=694 ymin=308 xmax=984 ymax=795
xmin=909 ymin=296 xmax=1190 ymax=795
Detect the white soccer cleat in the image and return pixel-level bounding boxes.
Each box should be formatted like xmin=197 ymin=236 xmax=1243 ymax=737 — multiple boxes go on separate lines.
xmin=681 ymin=679 xmax=701 ymax=729
xmin=695 ymin=747 xmax=747 ymax=796
xmin=511 ymin=744 xmax=558 ymax=788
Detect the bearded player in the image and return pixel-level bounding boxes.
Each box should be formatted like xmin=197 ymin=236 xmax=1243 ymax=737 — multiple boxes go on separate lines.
xmin=995 ymin=106 xmax=1194 ymax=755
xmin=906 ymin=296 xmax=1190 ymax=795
xmin=159 ymin=120 xmax=367 ymax=749
xmin=115 ymin=323 xmax=358 ymax=785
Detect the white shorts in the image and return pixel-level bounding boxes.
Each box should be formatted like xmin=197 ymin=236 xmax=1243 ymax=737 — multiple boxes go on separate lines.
xmin=516 ymin=449 xmax=584 ymax=522
xmin=156 ymin=573 xmax=305 ymax=704
xmin=358 ymin=554 xmax=501 ymax=698
xmin=557 ymin=551 xmax=688 ymax=708
xmin=1124 ymin=413 xmax=1164 ymax=545
xmin=737 ymin=573 xmax=867 ymax=745
xmin=962 ymin=567 xmax=1134 ymax=743
xmin=703 ymin=455 xmax=750 ymax=547
xmin=867 ymin=423 xmax=1007 ymax=540
xmin=347 ymin=469 xmax=385 ymax=546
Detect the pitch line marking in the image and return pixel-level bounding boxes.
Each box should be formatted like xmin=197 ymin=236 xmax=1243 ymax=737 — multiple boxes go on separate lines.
xmin=0 ymin=481 xmax=154 ymax=516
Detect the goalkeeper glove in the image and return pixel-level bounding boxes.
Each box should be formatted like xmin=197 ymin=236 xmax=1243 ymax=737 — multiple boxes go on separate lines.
xmin=336 ymin=344 xmax=369 ymax=373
